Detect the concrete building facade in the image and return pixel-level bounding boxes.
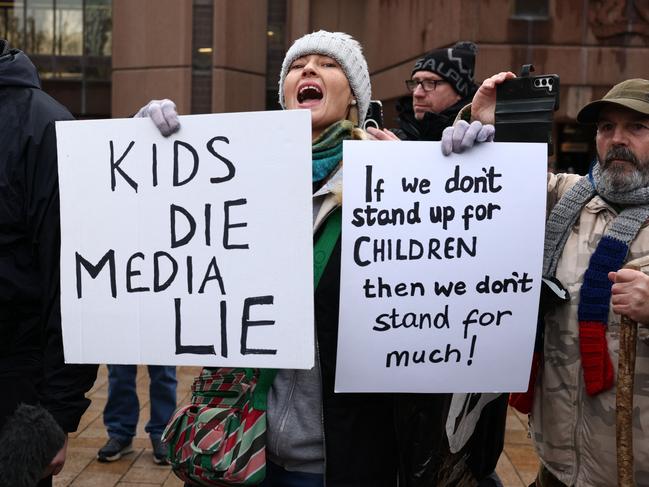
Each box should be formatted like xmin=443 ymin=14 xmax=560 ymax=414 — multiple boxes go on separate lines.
xmin=4 ymin=0 xmax=649 ymax=172
xmin=109 ymin=0 xmax=649 ymax=173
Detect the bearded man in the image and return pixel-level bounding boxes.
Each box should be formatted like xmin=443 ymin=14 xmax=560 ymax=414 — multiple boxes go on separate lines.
xmin=444 ymin=76 xmax=649 ymax=487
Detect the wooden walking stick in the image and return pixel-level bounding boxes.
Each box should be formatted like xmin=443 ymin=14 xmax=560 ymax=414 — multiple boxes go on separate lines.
xmin=616 ymin=256 xmax=649 ymax=487
xmin=617 ymin=308 xmax=636 ymax=487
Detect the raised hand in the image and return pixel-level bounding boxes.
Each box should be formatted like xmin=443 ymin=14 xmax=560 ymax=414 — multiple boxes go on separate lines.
xmin=134 ymin=99 xmax=180 ymax=136
xmin=42 ymin=435 xmax=68 ymax=478
xmin=440 ymin=120 xmax=495 ymax=156
xmin=471 ymin=71 xmax=516 ymax=125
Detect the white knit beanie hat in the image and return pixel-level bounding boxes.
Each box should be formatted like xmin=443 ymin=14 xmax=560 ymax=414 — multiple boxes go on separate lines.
xmin=278 ymin=30 xmax=371 ymax=126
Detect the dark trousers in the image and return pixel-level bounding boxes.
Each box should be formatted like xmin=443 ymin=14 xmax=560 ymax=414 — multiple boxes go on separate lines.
xmin=104 ymin=364 xmax=177 ymax=440
xmin=185 ymin=462 xmax=324 ymax=487
xmin=394 ymin=393 xmax=508 ymax=486
xmin=259 ymin=461 xmax=324 ymax=487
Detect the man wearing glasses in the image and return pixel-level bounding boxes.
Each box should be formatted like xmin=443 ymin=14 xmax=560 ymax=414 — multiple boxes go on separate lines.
xmin=393 ymin=41 xmax=479 ymax=142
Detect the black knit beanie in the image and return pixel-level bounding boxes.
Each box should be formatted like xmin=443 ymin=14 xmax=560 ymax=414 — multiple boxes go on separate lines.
xmin=411 ymin=41 xmax=478 ymax=97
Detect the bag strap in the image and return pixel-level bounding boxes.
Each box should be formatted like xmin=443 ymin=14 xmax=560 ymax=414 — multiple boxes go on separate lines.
xmin=251 ymin=368 xmax=277 ymax=410
xmin=252 ymin=207 xmax=342 ymax=411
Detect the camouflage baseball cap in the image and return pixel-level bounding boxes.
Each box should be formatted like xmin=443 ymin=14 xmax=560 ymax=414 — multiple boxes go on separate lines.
xmin=577 ymin=78 xmax=649 ymax=123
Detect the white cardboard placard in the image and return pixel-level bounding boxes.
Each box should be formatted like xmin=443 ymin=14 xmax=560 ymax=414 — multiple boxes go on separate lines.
xmin=57 ymin=110 xmax=314 ymax=368
xmin=335 ymin=141 xmax=547 ymax=392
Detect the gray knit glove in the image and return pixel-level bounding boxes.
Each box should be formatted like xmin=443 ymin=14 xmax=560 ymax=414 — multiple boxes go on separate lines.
xmin=441 ymin=120 xmax=495 ymax=156
xmin=134 ymin=99 xmax=180 ymax=136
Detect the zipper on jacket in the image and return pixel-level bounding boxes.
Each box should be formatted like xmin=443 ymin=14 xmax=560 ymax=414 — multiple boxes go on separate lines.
xmin=273 ymin=369 xmax=298 ymax=458
xmin=315 ymin=328 xmax=327 ymax=486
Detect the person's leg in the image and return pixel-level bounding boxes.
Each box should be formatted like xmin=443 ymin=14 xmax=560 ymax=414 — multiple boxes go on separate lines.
xmin=145 ymin=365 xmax=177 ymax=439
xmin=259 ymin=462 xmax=324 ymax=487
xmin=146 ymin=365 xmax=177 ymax=464
xmin=103 ymin=364 xmax=139 ymax=441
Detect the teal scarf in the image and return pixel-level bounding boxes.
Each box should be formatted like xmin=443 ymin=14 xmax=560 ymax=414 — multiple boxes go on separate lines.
xmin=312 ymin=120 xmax=354 ymax=182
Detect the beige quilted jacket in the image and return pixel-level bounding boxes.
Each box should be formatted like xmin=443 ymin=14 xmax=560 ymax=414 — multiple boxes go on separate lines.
xmin=531 ymin=173 xmax=649 ymax=486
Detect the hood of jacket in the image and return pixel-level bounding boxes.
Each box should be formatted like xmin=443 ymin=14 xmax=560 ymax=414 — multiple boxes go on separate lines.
xmin=394 ymin=90 xmax=474 ymax=141
xmin=0 ymin=40 xmax=40 ymax=89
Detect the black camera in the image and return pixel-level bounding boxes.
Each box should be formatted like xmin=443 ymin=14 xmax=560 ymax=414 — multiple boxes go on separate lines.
xmin=363 ymin=100 xmax=384 ymax=130
xmin=495 ymin=65 xmax=560 ymax=155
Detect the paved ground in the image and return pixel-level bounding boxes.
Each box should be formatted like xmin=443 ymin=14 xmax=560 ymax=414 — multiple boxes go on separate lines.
xmin=53 ymin=365 xmax=539 ymax=486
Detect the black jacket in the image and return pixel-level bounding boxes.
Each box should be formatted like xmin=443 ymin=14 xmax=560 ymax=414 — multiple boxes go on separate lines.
xmin=392 ymin=94 xmax=473 ymax=142
xmin=314 ymin=235 xmax=398 ymax=486
xmin=0 ymin=42 xmax=97 ymax=433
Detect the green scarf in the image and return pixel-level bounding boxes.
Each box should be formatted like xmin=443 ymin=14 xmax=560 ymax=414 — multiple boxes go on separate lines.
xmin=312 ymin=120 xmax=354 ymax=182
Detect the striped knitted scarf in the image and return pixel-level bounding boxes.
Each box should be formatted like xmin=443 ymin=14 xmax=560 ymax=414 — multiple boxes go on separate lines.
xmin=312 ymin=120 xmax=354 ymax=182
xmin=543 ymin=162 xmax=649 ymax=395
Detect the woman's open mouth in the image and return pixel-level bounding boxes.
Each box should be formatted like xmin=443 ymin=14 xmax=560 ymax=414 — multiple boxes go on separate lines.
xmin=297 ymin=83 xmax=323 ymax=106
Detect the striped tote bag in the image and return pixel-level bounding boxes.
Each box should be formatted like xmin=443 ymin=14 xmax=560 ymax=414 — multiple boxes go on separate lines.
xmin=162 ymin=367 xmax=275 ymax=486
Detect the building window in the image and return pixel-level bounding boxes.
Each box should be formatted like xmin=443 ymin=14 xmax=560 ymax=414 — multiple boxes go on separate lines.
xmin=513 ymin=0 xmax=549 ymax=20
xmin=1 ymin=1 xmax=23 ymax=46
xmin=265 ymin=0 xmax=286 ymax=110
xmin=191 ymin=0 xmax=213 ymax=114
xmin=0 ymin=0 xmax=112 ymax=117
xmin=555 ymin=122 xmax=596 ymax=175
